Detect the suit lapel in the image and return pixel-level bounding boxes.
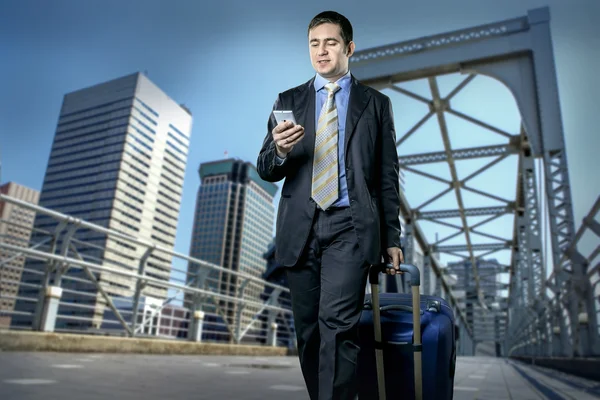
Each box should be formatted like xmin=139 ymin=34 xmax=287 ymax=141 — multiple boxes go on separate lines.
xmin=344 ymin=76 xmax=371 ymax=158
xmin=294 ymin=78 xmax=315 ymax=156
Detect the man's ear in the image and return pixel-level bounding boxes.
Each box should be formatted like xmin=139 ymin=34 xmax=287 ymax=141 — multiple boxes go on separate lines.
xmin=346 ymin=41 xmax=355 ymax=57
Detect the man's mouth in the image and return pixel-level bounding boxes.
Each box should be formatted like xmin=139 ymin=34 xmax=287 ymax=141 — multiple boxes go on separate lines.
xmin=318 ymin=60 xmax=329 ymax=65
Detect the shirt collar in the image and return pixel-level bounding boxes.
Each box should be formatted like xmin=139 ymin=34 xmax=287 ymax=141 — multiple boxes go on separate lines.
xmin=314 ymin=70 xmax=351 ymax=93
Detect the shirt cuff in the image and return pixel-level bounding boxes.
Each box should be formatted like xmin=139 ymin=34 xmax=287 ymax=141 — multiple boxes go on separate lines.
xmin=274 ymin=154 xmax=286 ymax=165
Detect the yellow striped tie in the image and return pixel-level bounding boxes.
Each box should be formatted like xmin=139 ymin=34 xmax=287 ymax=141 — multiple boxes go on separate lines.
xmin=312 ymin=82 xmax=341 ymax=210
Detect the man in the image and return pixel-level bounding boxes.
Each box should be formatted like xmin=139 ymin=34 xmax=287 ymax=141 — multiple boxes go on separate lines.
xmin=256 ymin=11 xmax=403 ymax=400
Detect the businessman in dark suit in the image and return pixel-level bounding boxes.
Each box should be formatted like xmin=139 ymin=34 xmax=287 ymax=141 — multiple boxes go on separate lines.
xmin=256 ymin=10 xmax=403 ymax=400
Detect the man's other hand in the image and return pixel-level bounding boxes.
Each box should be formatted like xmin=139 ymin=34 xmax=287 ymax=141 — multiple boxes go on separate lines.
xmin=385 ymin=247 xmax=404 ymax=275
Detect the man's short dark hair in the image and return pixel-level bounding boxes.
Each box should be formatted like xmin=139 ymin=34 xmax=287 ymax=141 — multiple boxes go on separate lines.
xmin=308 ymin=11 xmax=353 ymax=46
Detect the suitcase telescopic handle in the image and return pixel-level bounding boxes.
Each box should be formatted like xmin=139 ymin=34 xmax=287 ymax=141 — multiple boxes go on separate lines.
xmin=392 ymin=263 xmax=420 ymax=287
xmin=369 ymin=263 xmax=423 ymax=400
xmin=369 ymin=263 xmax=421 ymax=286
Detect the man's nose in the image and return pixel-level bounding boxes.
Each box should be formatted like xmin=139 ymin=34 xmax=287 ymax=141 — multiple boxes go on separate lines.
xmin=318 ymin=44 xmax=327 ymax=55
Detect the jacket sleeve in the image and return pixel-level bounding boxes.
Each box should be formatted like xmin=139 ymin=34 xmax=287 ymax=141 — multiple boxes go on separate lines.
xmin=257 ymin=95 xmax=290 ymax=182
xmin=379 ymin=96 xmax=402 ymax=249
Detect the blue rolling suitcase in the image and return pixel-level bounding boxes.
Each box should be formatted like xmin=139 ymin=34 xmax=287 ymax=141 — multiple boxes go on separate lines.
xmin=357 ymin=264 xmax=456 ymax=400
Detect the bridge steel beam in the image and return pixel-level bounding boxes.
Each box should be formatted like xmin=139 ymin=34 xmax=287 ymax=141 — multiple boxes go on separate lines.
xmin=350 ymin=6 xmax=590 ymax=356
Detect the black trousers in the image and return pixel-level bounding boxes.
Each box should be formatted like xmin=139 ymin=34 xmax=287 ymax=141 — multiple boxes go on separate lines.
xmin=286 ymin=207 xmax=370 ymax=400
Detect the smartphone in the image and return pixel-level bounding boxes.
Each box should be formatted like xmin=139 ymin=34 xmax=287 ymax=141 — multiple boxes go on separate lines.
xmin=273 ymin=110 xmax=297 ymax=125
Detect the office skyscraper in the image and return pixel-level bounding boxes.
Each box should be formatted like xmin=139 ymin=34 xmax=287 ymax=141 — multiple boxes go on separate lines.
xmin=187 ymin=159 xmax=277 ymax=342
xmin=0 ymin=182 xmax=40 ymax=328
xmin=447 ymin=258 xmax=502 ymax=343
xmin=13 ymin=72 xmax=192 ymax=330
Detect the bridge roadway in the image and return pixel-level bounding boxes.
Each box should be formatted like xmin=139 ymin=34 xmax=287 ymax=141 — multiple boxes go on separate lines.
xmin=0 ymin=353 xmax=598 ymax=399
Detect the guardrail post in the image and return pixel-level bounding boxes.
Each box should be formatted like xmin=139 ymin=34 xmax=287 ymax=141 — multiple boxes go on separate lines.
xmin=264 ymin=288 xmax=283 ymax=346
xmin=584 ymin=286 xmax=600 ymax=355
xmin=192 ymin=310 xmax=205 ymax=342
xmin=40 ymin=286 xmax=62 ymax=332
xmin=189 ymin=264 xmax=211 ymax=341
xmin=540 ymin=315 xmax=549 ymax=356
xmin=233 ymin=278 xmax=251 ymax=344
xmin=131 ymin=246 xmax=154 ymax=336
xmin=578 ymin=311 xmax=590 ymax=356
xmin=36 ymin=221 xmax=79 ymax=332
xmin=268 ymin=322 xmax=278 ymax=347
xmin=552 ymin=325 xmax=561 ymax=356
xmin=494 ymin=315 xmax=502 ymax=357
xmin=32 ymin=221 xmax=68 ymax=330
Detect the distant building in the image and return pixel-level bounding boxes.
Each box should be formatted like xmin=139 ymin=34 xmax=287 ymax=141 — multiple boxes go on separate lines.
xmin=186 ymin=158 xmax=277 ymax=343
xmin=447 ymin=258 xmax=502 ymax=353
xmin=446 ymin=258 xmax=501 ymax=302
xmin=12 ymin=72 xmax=192 ymax=330
xmin=0 ymin=182 xmax=40 ymax=328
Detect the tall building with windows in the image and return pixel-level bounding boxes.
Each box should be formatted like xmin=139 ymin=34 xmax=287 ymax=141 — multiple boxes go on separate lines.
xmin=186 ymin=159 xmax=277 ymax=342
xmin=12 ymin=72 xmax=192 ymax=330
xmin=447 ymin=258 xmax=502 ymax=343
xmin=0 ymin=182 xmax=40 ymax=328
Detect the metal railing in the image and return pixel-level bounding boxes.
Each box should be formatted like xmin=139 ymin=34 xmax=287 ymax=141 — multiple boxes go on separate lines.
xmin=0 ymin=194 xmax=295 ymax=349
xmin=1 ymin=191 xmax=515 ymax=355
xmin=507 ymin=194 xmax=600 ymax=357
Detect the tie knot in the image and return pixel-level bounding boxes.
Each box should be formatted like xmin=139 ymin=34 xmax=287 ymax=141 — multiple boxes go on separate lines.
xmin=325 ymin=82 xmax=340 ymax=95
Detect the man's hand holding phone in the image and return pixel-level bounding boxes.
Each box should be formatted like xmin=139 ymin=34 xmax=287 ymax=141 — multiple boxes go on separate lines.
xmin=272 ymin=111 xmax=304 ymax=158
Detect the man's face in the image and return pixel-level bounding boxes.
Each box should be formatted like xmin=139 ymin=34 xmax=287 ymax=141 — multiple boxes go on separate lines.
xmin=308 ymin=22 xmax=354 ymax=82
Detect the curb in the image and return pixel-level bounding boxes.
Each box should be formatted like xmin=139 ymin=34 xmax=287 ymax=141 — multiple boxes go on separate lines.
xmin=0 ymin=330 xmax=289 ymax=356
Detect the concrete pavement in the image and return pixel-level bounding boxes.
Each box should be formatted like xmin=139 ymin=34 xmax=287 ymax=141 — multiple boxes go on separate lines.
xmin=0 ymin=353 xmax=598 ymax=399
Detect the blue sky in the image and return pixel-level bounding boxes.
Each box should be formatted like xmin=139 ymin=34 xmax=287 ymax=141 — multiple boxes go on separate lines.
xmin=1 ymin=0 xmax=598 ymax=287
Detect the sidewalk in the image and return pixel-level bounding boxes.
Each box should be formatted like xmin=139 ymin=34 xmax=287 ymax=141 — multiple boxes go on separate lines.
xmin=453 ymin=356 xmax=600 ymax=399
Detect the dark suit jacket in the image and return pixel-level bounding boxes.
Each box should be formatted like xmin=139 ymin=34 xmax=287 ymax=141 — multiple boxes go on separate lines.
xmin=257 ymin=75 xmax=401 ymax=267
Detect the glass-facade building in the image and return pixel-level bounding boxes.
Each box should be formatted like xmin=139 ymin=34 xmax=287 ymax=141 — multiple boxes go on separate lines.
xmin=186 ymin=159 xmax=277 ymax=342
xmin=447 ymin=258 xmax=502 ymax=344
xmin=12 ymin=72 xmax=192 ymax=330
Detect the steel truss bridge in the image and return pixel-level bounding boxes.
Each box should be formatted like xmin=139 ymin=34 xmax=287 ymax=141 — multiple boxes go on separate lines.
xmin=1 ymin=6 xmax=599 ymax=396
xmin=347 ymin=6 xmax=600 ymax=364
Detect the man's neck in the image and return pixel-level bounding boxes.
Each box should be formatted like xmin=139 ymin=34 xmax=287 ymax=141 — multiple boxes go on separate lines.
xmin=326 ymin=70 xmax=349 ymax=83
